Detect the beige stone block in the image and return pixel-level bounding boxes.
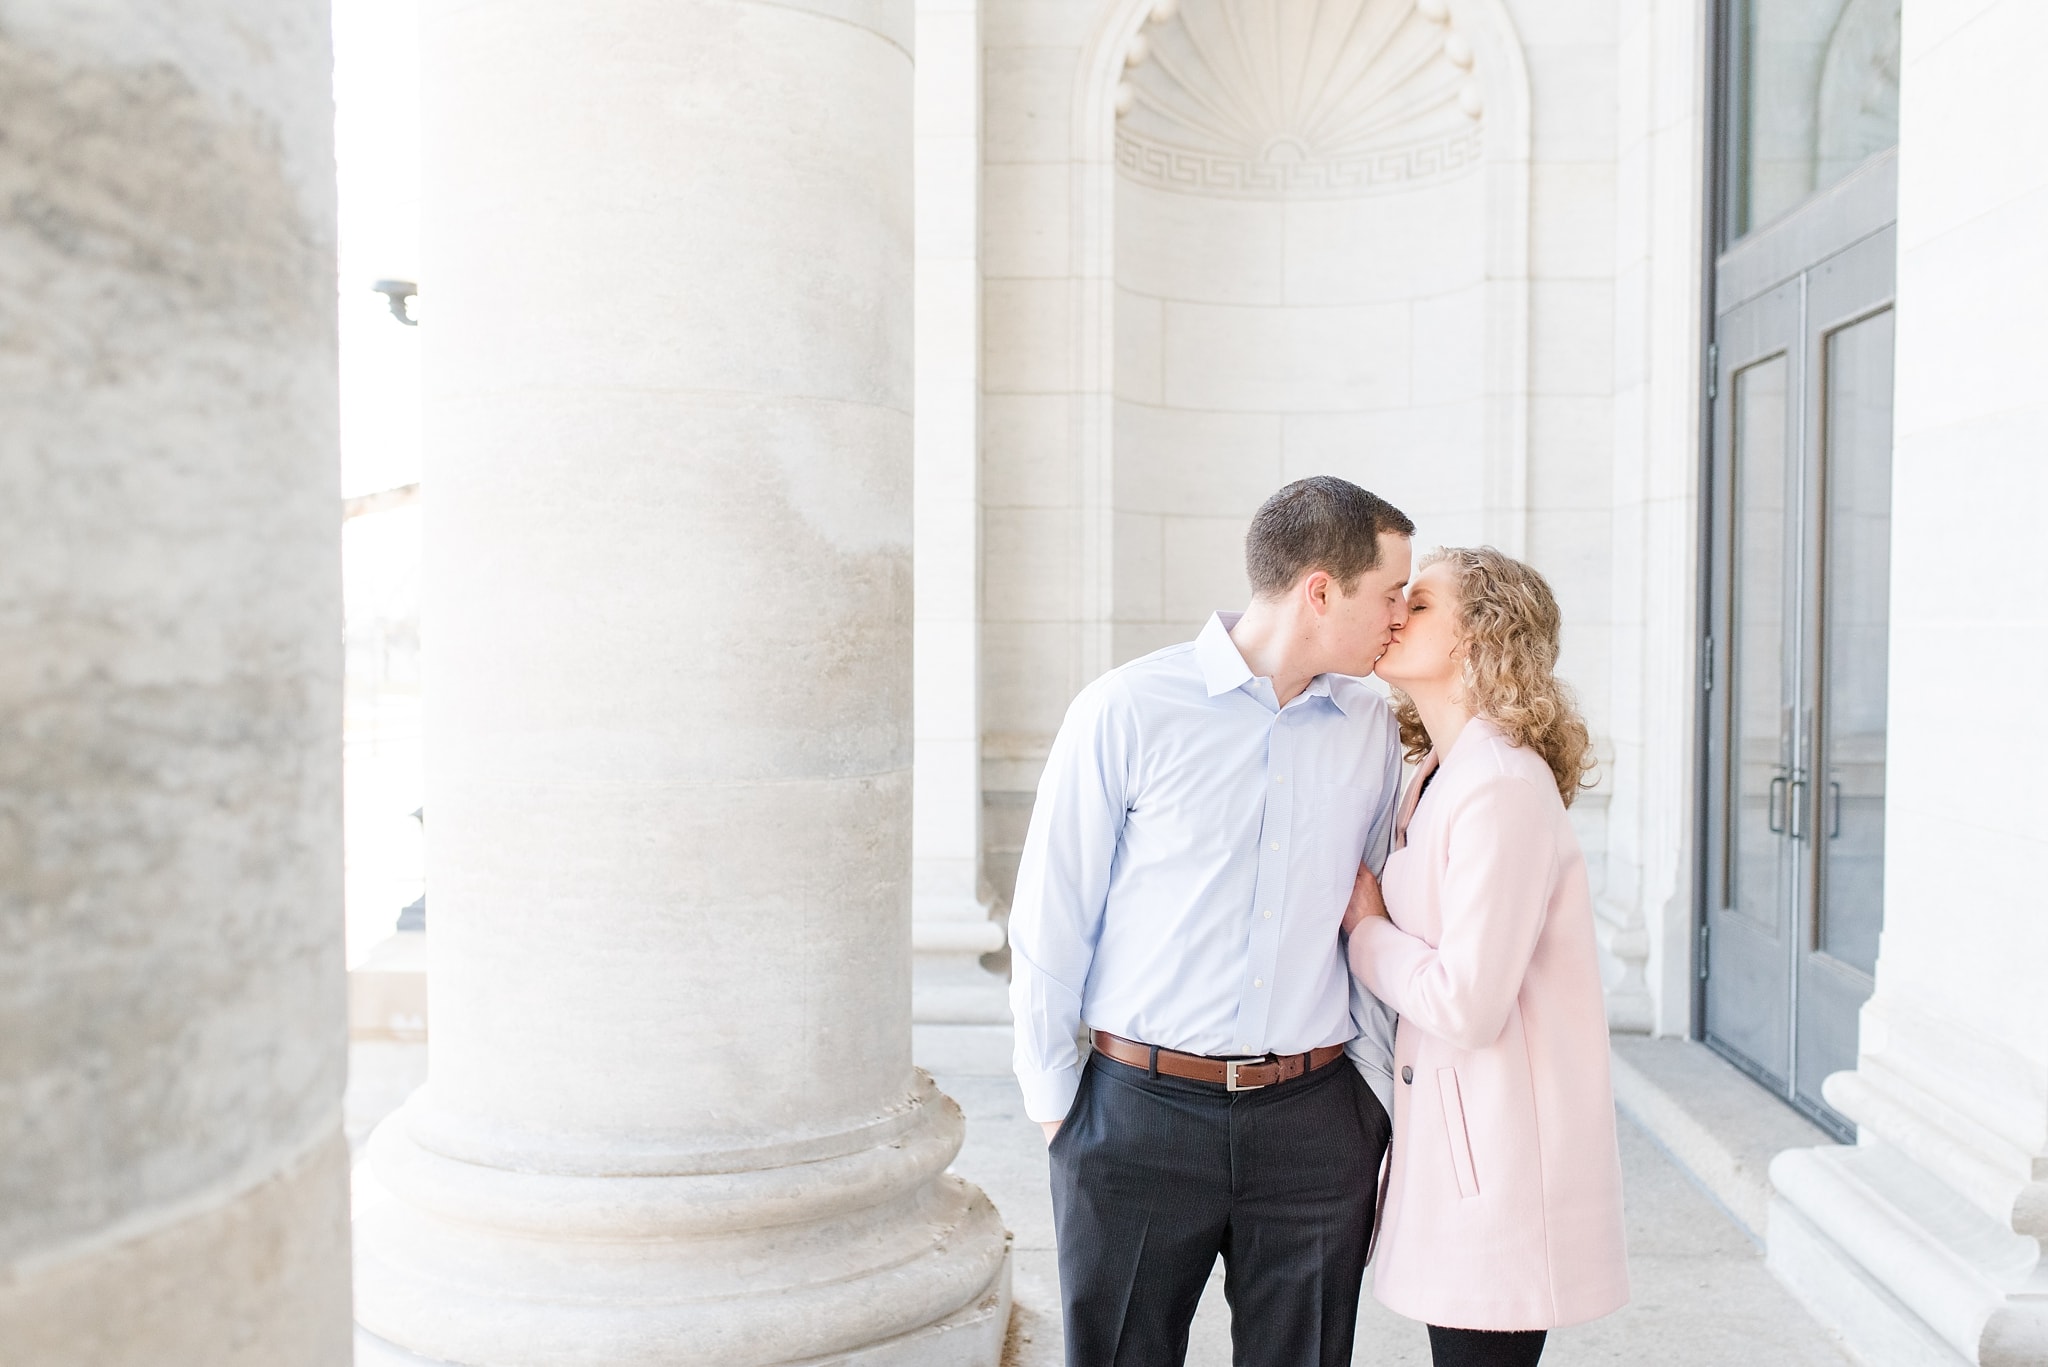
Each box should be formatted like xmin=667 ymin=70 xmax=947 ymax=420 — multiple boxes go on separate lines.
xmin=981 ymin=0 xmax=1100 ymax=49
xmin=984 ymin=44 xmax=1076 ymax=164
xmin=983 ymin=506 xmax=1076 ymax=623
xmin=1502 ymin=0 xmax=1617 ymax=45
xmin=1280 ymin=406 xmax=1487 ymax=523
xmin=1112 ymin=621 xmax=1195 ymax=669
xmin=1528 ymin=395 xmax=1616 ymax=510
xmin=1114 ymin=288 xmax=1164 ymax=403
xmin=1524 ymin=505 xmax=1615 ymax=633
xmin=1116 ymin=182 xmax=1287 ymax=305
xmin=982 ymin=621 xmax=1084 ymax=739
xmin=1160 ymin=515 xmax=1252 ymax=624
xmin=981 ymin=394 xmax=1075 ymax=508
xmin=1282 ymin=179 xmax=1485 ymax=305
xmin=1530 ymin=279 xmax=1615 ymax=397
xmin=1161 ymin=301 xmax=1410 ymax=413
xmin=983 ymin=162 xmax=1071 ymax=277
xmin=983 ymin=277 xmax=1073 ymax=393
xmin=1411 ymin=286 xmax=1486 ymax=406
xmin=1112 ymin=509 xmax=1164 ymax=622
xmin=1114 ymin=403 xmax=1283 ymax=518
xmin=1524 ymin=44 xmax=1619 ymax=162
xmin=1530 ymin=160 xmax=1618 ymax=280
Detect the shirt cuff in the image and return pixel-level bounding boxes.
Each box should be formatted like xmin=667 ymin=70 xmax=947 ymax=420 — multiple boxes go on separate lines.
xmin=1014 ymin=1063 xmax=1083 ymax=1123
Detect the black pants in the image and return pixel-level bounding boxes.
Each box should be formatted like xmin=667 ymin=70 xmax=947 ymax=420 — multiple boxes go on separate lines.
xmin=1427 ymin=1327 xmax=1547 ymax=1367
xmin=1048 ymin=1051 xmax=1391 ymax=1367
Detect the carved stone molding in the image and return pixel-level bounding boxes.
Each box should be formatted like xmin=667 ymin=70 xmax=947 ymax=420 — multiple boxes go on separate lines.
xmin=1114 ymin=0 xmax=1483 ymax=199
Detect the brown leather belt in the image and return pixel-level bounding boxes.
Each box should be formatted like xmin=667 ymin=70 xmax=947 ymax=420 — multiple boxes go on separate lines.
xmin=1091 ymin=1030 xmax=1348 ymax=1092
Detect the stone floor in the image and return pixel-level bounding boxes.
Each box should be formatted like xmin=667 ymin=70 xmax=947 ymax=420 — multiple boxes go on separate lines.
xmin=342 ymin=1029 xmax=1860 ymax=1366
xmin=920 ymin=1031 xmax=1859 ymax=1367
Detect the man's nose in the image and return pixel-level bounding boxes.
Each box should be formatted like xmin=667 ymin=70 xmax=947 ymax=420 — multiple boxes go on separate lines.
xmin=1389 ymin=597 xmax=1410 ymax=628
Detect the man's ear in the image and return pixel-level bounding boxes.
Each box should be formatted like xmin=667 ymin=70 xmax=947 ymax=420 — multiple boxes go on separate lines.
xmin=1302 ymin=569 xmax=1333 ymax=616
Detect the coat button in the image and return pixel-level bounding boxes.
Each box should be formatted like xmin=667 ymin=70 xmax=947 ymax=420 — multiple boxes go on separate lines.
xmin=1401 ymin=1065 xmax=1413 ymax=1084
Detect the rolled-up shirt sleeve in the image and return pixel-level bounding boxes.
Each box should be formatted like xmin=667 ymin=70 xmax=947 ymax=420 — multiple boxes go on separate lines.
xmin=1008 ymin=678 xmax=1134 ymax=1122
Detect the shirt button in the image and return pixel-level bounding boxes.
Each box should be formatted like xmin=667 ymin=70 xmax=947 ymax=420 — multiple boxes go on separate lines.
xmin=1262 ymin=909 xmax=1273 ymax=919
xmin=1254 ymin=979 xmax=1264 ymax=988
xmin=1402 ymin=1065 xmax=1414 ymax=1084
xmin=1275 ymin=775 xmax=1286 ymax=784
xmin=1269 ymin=841 xmax=1280 ymax=851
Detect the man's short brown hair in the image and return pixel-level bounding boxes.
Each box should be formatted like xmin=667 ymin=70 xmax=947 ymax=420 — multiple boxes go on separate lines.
xmin=1244 ymin=477 xmax=1415 ymax=598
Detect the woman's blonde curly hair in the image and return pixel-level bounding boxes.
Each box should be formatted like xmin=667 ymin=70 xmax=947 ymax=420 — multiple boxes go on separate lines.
xmin=1393 ymin=546 xmax=1597 ymax=806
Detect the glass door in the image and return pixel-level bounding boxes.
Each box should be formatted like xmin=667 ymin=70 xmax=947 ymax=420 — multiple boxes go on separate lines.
xmin=1703 ymin=227 xmax=1895 ymax=1137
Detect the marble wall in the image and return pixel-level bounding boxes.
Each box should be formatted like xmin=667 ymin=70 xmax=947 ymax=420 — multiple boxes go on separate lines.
xmin=978 ymin=0 xmax=1630 ymax=951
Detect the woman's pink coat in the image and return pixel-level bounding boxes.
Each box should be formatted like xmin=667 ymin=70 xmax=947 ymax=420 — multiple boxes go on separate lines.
xmin=1349 ymin=716 xmax=1629 ymax=1331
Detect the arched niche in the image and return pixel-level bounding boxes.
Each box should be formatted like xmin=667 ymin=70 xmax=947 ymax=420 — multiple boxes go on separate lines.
xmin=1069 ymin=0 xmax=1531 ymax=670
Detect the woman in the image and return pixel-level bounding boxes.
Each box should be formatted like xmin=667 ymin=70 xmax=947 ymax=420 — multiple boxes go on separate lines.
xmin=1343 ymin=547 xmax=1628 ymax=1367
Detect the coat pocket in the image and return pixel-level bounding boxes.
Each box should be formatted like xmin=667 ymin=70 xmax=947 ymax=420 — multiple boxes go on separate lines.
xmin=1436 ymin=1068 xmax=1480 ymax=1198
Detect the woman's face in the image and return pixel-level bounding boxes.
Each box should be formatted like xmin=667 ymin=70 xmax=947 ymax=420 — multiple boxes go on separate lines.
xmin=1373 ymin=558 xmax=1463 ymax=692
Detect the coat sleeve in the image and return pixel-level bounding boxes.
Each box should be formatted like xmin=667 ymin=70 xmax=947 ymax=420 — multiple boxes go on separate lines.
xmin=1007 ymin=677 xmax=1134 ymax=1122
xmin=1348 ymin=772 xmax=1557 ymax=1052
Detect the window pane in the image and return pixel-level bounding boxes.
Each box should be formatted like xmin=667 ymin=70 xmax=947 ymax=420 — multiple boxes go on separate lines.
xmin=1731 ymin=0 xmax=1901 ymax=237
xmin=1817 ymin=309 xmax=1893 ymax=975
xmin=1729 ymin=354 xmax=1793 ymax=933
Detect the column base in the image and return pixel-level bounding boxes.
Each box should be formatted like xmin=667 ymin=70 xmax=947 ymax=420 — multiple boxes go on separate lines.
xmin=352 ymin=1072 xmax=1012 ymax=1367
xmin=355 ymin=1253 xmax=1010 ymax=1367
xmin=1769 ymin=1141 xmax=2048 ymax=1366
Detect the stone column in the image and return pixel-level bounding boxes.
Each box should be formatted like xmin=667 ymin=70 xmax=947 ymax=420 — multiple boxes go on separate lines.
xmin=911 ymin=0 xmax=1008 ymax=1057
xmin=1767 ymin=4 xmax=2048 ymax=1363
xmin=0 ymin=0 xmax=352 ymax=1362
xmin=348 ymin=1 xmax=1012 ymax=1362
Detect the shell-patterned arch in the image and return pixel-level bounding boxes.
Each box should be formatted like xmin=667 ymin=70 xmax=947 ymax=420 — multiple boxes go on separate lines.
xmin=1113 ymin=0 xmax=1485 ymax=198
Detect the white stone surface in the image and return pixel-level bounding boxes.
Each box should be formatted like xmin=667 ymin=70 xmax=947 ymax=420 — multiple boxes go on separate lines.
xmin=346 ymin=2 xmax=1009 ymax=1361
xmin=932 ymin=1030 xmax=1856 ymax=1367
xmin=0 ymin=0 xmax=352 ymax=1358
xmin=1764 ymin=4 xmax=2048 ymax=1363
xmin=975 ymin=0 xmax=1599 ymax=917
xmin=1596 ymin=0 xmax=1707 ymax=1037
xmin=913 ymin=0 xmax=1007 ymax=1022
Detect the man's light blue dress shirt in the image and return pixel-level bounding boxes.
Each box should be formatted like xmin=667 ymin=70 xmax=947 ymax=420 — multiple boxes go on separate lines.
xmin=1008 ymin=612 xmax=1403 ymax=1123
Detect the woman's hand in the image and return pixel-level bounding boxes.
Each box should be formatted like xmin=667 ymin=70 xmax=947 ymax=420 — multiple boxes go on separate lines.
xmin=1342 ymin=861 xmax=1389 ymax=936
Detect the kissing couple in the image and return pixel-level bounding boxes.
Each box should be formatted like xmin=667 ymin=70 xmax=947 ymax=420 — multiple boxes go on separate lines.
xmin=1009 ymin=476 xmax=1630 ymax=1367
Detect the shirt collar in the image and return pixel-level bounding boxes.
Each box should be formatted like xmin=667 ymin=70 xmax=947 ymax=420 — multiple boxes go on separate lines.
xmin=1196 ymin=613 xmax=1254 ymax=697
xmin=1195 ymin=612 xmax=1355 ymax=715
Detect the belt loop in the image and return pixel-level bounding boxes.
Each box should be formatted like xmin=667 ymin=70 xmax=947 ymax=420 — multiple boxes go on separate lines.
xmin=1147 ymin=1045 xmax=1159 ymax=1079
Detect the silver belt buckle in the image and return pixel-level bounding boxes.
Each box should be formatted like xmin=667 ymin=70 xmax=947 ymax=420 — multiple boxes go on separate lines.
xmin=1224 ymin=1057 xmax=1270 ymax=1092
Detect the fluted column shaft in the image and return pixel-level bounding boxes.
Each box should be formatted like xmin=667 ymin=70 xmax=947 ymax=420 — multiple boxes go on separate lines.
xmin=0 ymin=0 xmax=352 ymax=1360
xmin=350 ymin=2 xmax=1010 ymax=1362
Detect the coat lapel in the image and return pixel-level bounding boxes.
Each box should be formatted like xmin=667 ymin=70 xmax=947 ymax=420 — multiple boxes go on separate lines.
xmin=1393 ymin=751 xmax=1439 ymax=851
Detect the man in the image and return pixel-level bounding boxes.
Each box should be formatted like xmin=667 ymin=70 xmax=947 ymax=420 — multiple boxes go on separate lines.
xmin=1010 ymin=476 xmax=1415 ymax=1367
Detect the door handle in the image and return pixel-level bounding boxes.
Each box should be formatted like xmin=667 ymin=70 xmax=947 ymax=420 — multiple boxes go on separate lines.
xmin=1768 ymin=774 xmax=1788 ymax=833
xmin=1788 ymin=777 xmax=1809 ymax=840
xmin=1828 ymin=780 xmax=1842 ymax=839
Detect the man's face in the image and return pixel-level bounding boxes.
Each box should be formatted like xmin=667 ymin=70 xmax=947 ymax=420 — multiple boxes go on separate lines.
xmin=1323 ymin=533 xmax=1412 ymax=677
